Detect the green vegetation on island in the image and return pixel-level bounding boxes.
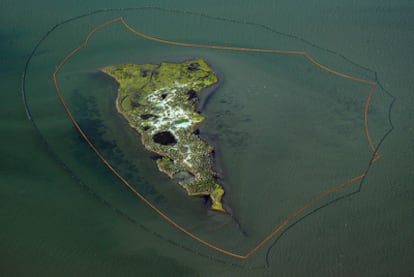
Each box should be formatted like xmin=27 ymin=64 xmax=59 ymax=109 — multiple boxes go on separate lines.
xmin=101 ymin=58 xmax=225 ymax=212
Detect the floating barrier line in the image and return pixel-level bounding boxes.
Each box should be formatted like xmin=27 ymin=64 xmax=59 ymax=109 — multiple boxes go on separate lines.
xmin=53 ymin=16 xmax=379 ymax=259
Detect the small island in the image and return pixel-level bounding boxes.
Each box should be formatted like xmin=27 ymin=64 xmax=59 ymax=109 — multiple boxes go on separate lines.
xmin=101 ymin=58 xmax=225 ymax=212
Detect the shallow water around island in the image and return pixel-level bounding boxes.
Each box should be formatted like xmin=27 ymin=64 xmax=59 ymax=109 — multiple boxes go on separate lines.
xmin=23 ymin=8 xmax=393 ymax=271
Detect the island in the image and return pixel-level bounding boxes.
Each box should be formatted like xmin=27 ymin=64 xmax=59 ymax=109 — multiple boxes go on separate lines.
xmin=101 ymin=58 xmax=225 ymax=212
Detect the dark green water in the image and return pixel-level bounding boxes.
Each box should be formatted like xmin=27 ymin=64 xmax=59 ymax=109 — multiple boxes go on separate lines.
xmin=1 ymin=1 xmax=413 ymax=276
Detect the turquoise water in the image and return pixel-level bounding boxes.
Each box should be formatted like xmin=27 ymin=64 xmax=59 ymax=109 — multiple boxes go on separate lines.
xmin=1 ymin=1 xmax=413 ymax=276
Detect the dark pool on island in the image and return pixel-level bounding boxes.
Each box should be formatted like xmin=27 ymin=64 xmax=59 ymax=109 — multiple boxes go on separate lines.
xmin=152 ymin=131 xmax=177 ymax=145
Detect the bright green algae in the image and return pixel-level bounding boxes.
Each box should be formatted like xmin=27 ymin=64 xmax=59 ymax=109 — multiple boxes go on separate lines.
xmin=101 ymin=58 xmax=225 ymax=212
